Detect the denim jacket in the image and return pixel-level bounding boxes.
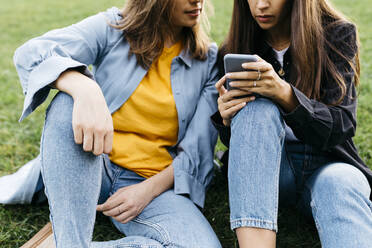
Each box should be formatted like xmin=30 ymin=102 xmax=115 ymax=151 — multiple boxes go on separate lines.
xmin=9 ymin=7 xmax=218 ymax=208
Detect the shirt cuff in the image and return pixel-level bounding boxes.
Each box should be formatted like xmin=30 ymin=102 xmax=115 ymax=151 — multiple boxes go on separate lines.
xmin=19 ymin=56 xmax=93 ymax=121
xmin=278 ymin=85 xmax=314 ymax=127
xmin=172 ymin=154 xmax=207 ymax=208
xmin=211 ymin=111 xmax=231 ymax=147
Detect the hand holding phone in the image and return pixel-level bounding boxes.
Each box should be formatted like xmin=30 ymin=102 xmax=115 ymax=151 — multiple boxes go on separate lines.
xmin=224 ymin=54 xmax=258 ymax=91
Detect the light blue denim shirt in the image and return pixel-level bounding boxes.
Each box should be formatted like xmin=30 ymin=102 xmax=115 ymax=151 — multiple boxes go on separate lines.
xmin=13 ymin=7 xmax=218 ymax=208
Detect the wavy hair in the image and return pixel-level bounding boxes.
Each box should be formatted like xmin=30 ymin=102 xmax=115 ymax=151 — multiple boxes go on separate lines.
xmin=113 ymin=0 xmax=212 ymax=69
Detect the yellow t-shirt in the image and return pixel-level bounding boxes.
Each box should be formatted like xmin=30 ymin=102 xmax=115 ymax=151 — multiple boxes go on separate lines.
xmin=109 ymin=42 xmax=182 ymax=178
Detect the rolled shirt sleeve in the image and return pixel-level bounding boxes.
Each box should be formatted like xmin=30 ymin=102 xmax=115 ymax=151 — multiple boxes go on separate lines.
xmin=13 ymin=7 xmax=122 ymax=121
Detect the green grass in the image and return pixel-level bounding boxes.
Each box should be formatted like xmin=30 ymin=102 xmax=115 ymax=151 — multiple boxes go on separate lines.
xmin=0 ymin=0 xmax=371 ymax=247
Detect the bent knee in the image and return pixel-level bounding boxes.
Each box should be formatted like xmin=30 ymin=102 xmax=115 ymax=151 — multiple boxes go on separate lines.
xmin=231 ymin=98 xmax=284 ymax=137
xmin=310 ymin=163 xmax=371 ymax=200
xmin=236 ymin=97 xmax=280 ymax=119
xmin=42 ymin=92 xmax=76 ymax=146
xmin=44 ymin=92 xmax=74 ymax=131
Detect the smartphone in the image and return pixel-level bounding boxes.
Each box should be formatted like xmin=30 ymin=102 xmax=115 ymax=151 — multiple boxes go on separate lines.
xmin=224 ymin=54 xmax=257 ymax=91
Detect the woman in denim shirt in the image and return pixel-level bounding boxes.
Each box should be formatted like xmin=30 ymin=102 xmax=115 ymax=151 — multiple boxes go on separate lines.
xmin=13 ymin=0 xmax=221 ymax=247
xmin=213 ymin=0 xmax=372 ymax=247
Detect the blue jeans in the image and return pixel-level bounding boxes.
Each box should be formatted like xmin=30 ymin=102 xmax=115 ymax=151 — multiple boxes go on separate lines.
xmin=229 ymin=98 xmax=372 ymax=247
xmin=40 ymin=93 xmax=222 ymax=248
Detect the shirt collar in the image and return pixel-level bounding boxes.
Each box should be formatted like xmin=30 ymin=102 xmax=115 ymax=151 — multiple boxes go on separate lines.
xmin=177 ymin=49 xmax=192 ymax=68
xmin=257 ymin=41 xmax=274 ymax=59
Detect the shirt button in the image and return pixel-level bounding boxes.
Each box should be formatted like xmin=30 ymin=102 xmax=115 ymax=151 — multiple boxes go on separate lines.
xmin=182 ymin=119 xmax=185 ymax=123
xmin=278 ymin=68 xmax=285 ymax=77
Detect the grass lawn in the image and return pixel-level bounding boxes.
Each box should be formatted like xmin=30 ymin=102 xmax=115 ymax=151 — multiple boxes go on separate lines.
xmin=1 ymin=0 xmax=371 ymax=247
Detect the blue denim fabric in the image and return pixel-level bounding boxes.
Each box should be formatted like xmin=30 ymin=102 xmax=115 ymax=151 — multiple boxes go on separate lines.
xmin=229 ymin=98 xmax=372 ymax=247
xmin=41 ymin=93 xmax=221 ymax=248
xmin=13 ymin=7 xmax=218 ymax=208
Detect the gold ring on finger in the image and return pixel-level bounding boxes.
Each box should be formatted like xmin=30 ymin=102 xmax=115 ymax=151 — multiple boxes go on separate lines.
xmin=257 ymin=69 xmax=261 ymax=81
xmin=253 ymin=81 xmax=257 ymax=87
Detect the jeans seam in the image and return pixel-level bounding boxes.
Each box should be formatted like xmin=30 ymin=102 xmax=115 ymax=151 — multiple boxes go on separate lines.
xmin=284 ymin=143 xmax=297 ymax=180
xmin=132 ymin=217 xmax=172 ymax=246
xmin=366 ymin=197 xmax=372 ymax=211
xmin=40 ymin=115 xmax=59 ymax=248
xmin=102 ymin=156 xmax=113 ymax=184
xmin=273 ymin=128 xmax=285 ymax=231
xmin=110 ymin=166 xmax=123 ymax=194
xmin=284 ymin=143 xmax=306 ymax=207
xmin=310 ymin=199 xmax=323 ymax=236
xmin=304 ymin=183 xmax=323 ymax=236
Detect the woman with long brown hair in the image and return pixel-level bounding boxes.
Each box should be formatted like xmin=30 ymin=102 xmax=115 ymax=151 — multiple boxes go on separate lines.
xmin=11 ymin=0 xmax=222 ymax=247
xmin=213 ymin=0 xmax=372 ymax=247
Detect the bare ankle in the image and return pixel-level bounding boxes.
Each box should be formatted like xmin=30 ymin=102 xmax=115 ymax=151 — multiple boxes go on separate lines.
xmin=236 ymin=227 xmax=276 ymax=248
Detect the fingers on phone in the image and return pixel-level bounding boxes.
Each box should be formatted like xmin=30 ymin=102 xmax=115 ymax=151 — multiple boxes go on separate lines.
xmin=215 ymin=76 xmax=227 ymax=94
xmin=223 ymin=95 xmax=255 ymax=120
xmin=227 ymin=71 xmax=256 ymax=80
xmin=226 ymin=96 xmax=255 ymax=109
xmin=226 ymin=90 xmax=252 ymax=99
xmin=225 ymin=101 xmax=246 ymax=117
xmin=242 ymin=61 xmax=270 ymax=71
xmin=254 ymin=54 xmax=263 ymax=61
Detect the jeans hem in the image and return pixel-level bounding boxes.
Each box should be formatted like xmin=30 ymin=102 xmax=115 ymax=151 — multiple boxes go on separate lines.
xmin=230 ymin=218 xmax=278 ymax=232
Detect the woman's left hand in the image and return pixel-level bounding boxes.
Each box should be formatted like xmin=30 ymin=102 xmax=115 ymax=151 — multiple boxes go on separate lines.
xmin=227 ymin=55 xmax=296 ymax=110
xmin=96 ymin=181 xmax=154 ymax=224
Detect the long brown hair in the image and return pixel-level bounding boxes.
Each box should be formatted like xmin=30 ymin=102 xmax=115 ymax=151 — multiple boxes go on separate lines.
xmin=220 ymin=0 xmax=360 ymax=104
xmin=113 ymin=0 xmax=211 ymax=69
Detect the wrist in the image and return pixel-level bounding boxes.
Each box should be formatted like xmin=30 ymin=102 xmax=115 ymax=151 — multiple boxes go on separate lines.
xmin=73 ymin=82 xmax=102 ymax=102
xmin=279 ymin=80 xmax=292 ymax=102
xmin=140 ymin=165 xmax=174 ymax=199
xmin=277 ymin=80 xmax=298 ymax=112
xmin=55 ymin=70 xmax=100 ymax=100
xmin=222 ymin=118 xmax=231 ymax=127
xmin=141 ymin=179 xmax=158 ymax=199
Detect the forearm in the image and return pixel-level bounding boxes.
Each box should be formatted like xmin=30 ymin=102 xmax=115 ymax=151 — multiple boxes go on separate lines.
xmin=275 ymin=80 xmax=299 ymax=113
xmin=53 ymin=70 xmax=101 ymax=100
xmin=142 ymin=165 xmax=174 ymax=198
